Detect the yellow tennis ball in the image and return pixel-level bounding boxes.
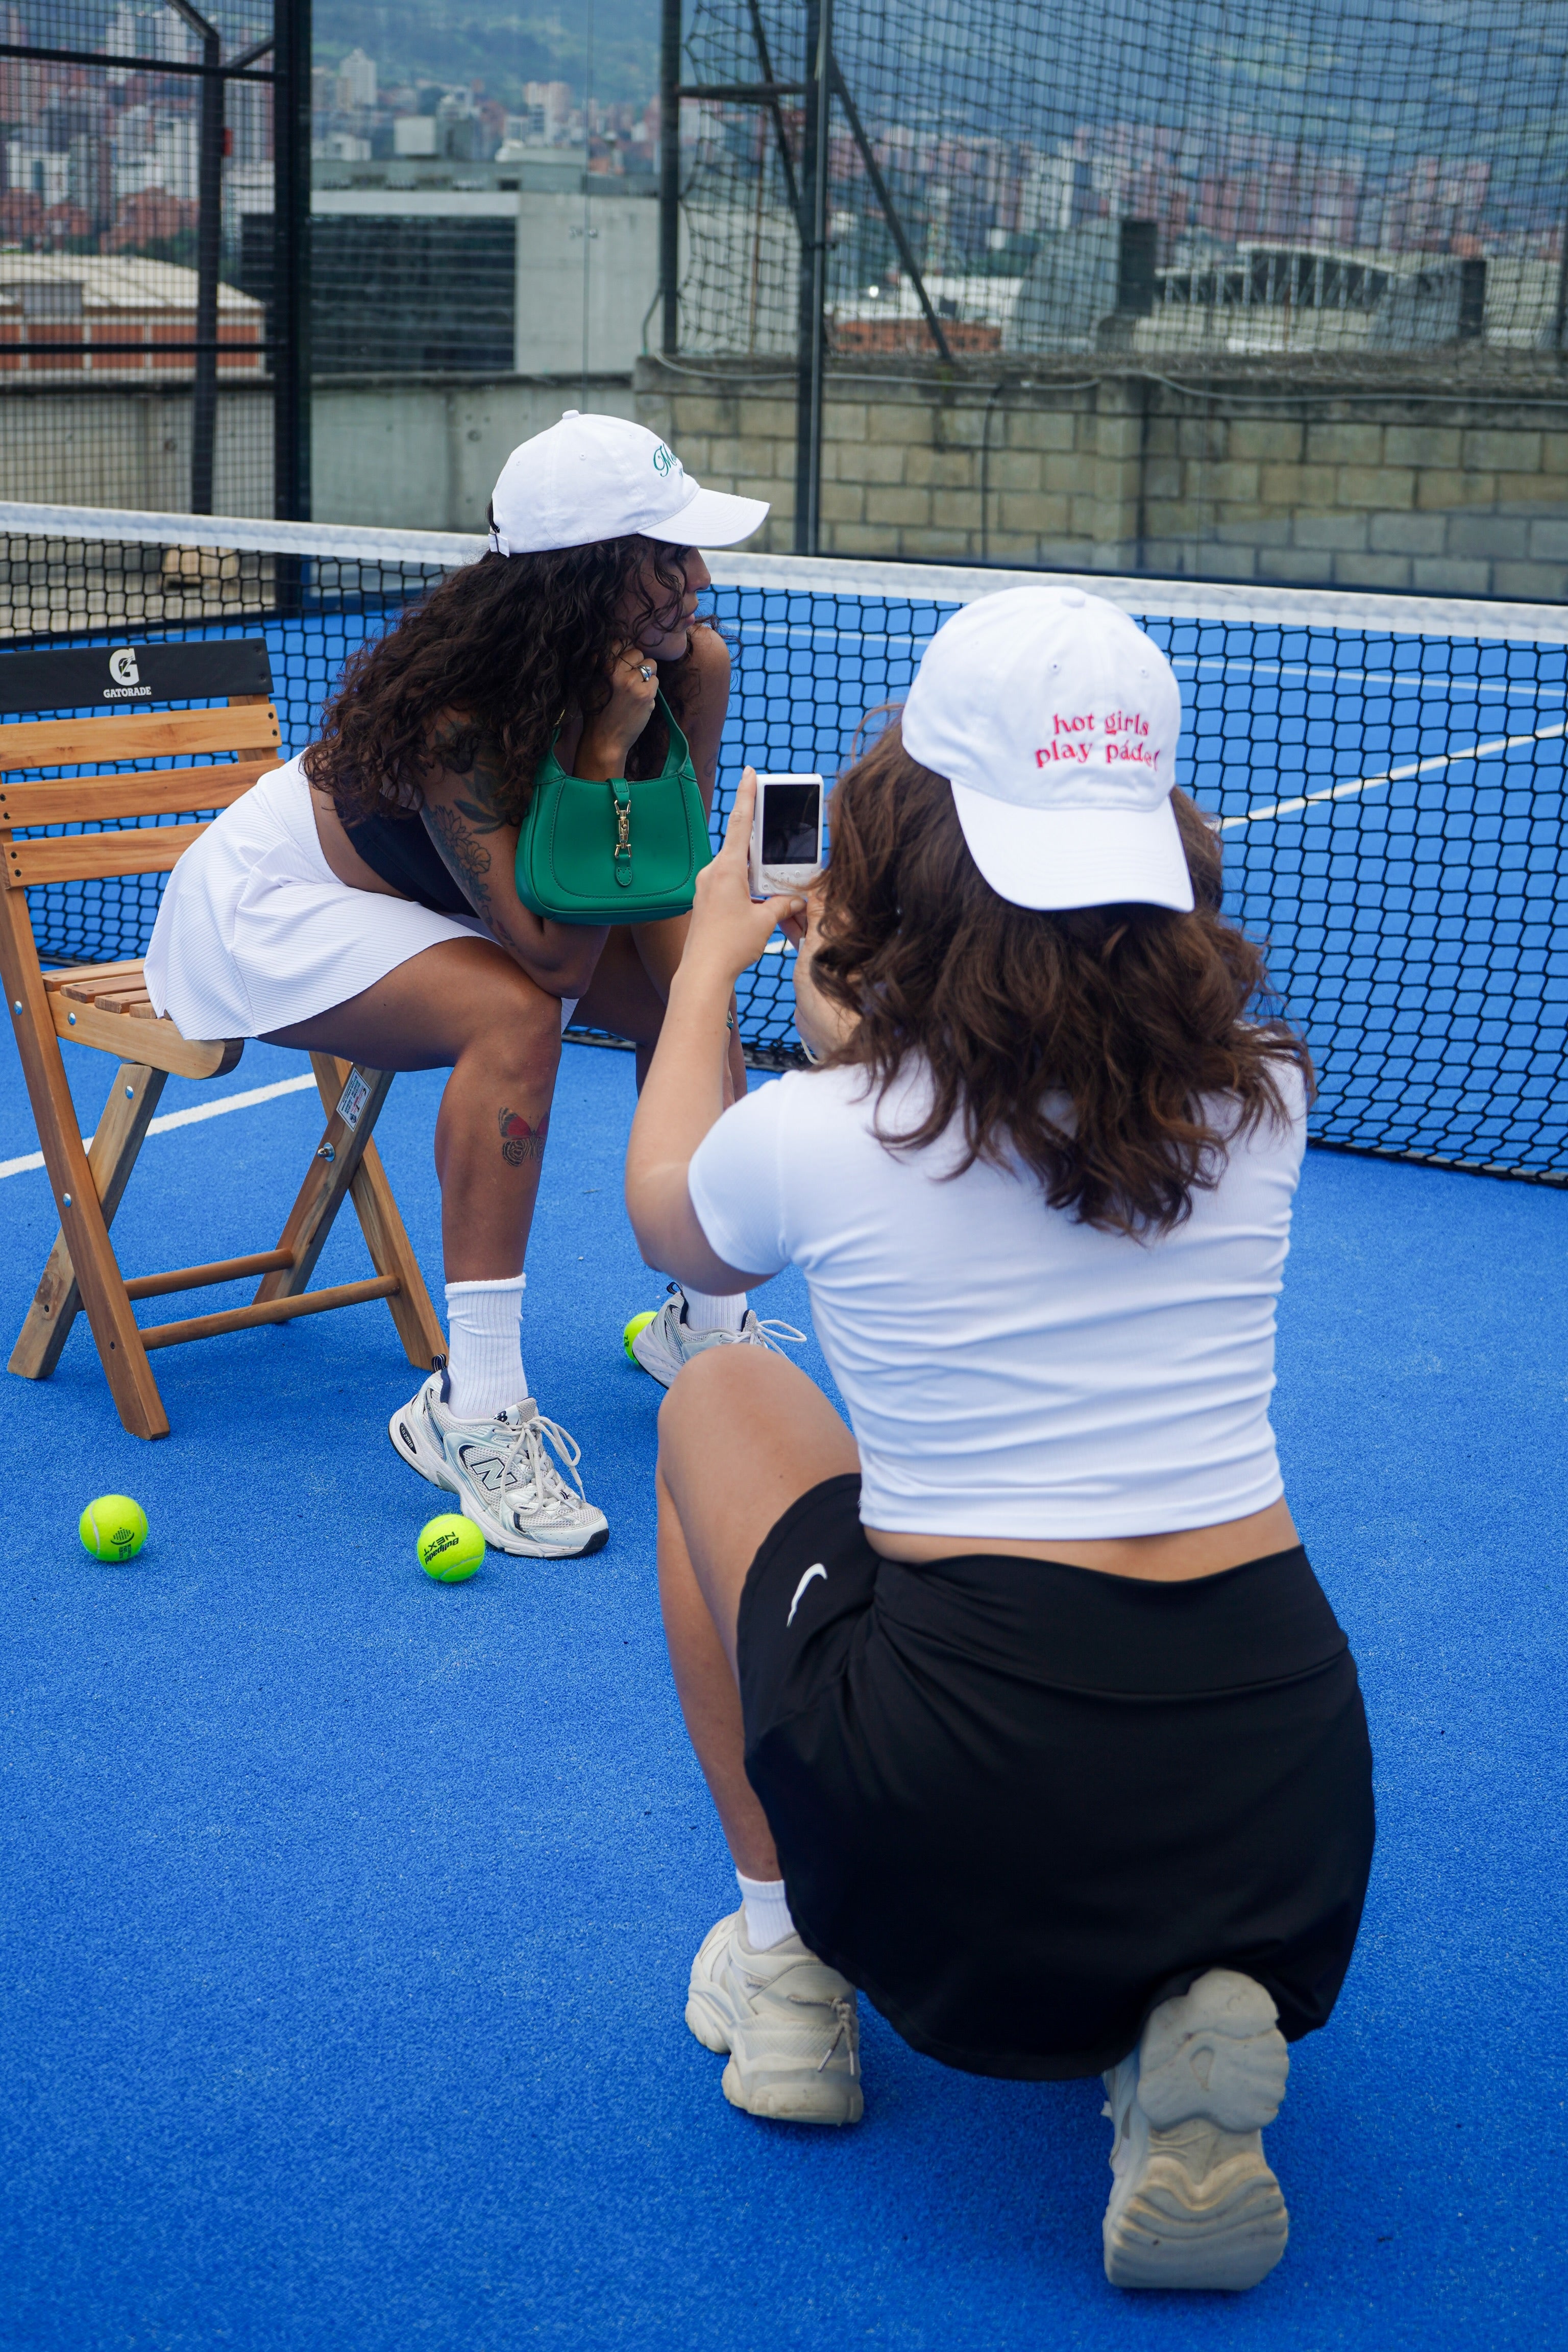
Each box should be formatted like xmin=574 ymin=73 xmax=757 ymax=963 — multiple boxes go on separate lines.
xmin=418 ymin=1513 xmax=484 ymax=1582
xmin=79 ymin=1494 xmax=148 ymax=1561
xmin=623 ymin=1309 xmax=658 ymax=1362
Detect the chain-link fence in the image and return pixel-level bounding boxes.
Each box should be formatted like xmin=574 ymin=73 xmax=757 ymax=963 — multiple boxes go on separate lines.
xmin=0 ymin=2 xmax=307 ymax=519
xmin=676 ymin=2 xmax=1568 ymax=370
xmin=6 ymin=9 xmax=1568 ymax=569
xmin=663 ymin=4 xmax=1568 ymax=573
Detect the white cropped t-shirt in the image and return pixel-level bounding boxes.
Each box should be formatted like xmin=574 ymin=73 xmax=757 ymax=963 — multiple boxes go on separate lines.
xmin=687 ymin=1060 xmax=1306 ymax=1540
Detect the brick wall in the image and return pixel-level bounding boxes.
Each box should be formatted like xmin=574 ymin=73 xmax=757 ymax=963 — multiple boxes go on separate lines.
xmin=635 ymin=359 xmax=1568 ymax=600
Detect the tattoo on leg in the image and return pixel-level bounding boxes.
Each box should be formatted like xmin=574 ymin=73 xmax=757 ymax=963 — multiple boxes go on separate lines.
xmin=499 ymin=1107 xmax=549 ymax=1166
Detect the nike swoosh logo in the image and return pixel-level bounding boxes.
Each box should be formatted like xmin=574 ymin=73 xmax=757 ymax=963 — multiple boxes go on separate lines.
xmin=787 ymin=1563 xmax=827 ymax=1626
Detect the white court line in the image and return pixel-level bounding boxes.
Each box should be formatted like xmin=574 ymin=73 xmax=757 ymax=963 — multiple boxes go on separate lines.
xmin=1219 ymin=719 xmax=1568 ymax=830
xmin=0 ymin=1071 xmax=316 ymax=1182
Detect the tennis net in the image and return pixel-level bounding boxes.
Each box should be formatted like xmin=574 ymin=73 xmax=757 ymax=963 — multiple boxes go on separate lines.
xmin=2 ymin=501 xmax=1564 ymax=1184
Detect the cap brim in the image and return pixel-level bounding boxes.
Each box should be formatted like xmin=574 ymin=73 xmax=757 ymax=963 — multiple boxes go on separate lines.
xmin=949 ymin=779 xmax=1195 ymax=913
xmin=645 ymin=483 xmax=770 ymax=548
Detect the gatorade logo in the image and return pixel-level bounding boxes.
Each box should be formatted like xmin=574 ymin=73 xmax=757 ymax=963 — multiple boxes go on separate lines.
xmin=652 ymin=442 xmax=676 ymax=476
xmin=104 ymin=645 xmax=150 ymax=701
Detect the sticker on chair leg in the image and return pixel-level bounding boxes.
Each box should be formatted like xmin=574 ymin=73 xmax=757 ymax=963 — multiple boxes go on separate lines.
xmin=336 ymin=1068 xmax=372 ymax=1130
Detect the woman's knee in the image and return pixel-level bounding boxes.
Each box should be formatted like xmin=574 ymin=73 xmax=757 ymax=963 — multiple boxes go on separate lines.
xmin=658 ymin=1346 xmax=841 ymax=1476
xmin=658 ymin=1340 xmax=756 ymax=1439
xmin=453 ymin=966 xmax=564 ymax=1087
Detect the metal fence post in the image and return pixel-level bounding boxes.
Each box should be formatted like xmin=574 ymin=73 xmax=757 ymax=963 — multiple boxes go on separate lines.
xmin=660 ymin=0 xmax=682 ymax=356
xmin=162 ymin=1 xmax=224 ymax=512
xmin=793 ymin=0 xmax=831 ymax=556
xmin=273 ymin=0 xmax=311 ymax=524
xmin=191 ymin=21 xmax=223 ymax=511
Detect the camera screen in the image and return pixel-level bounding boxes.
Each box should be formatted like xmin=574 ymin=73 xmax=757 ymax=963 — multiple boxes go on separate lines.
xmin=761 ymin=782 xmax=821 ymax=865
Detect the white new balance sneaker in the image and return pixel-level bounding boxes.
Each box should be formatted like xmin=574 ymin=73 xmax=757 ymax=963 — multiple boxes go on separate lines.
xmin=1101 ymin=1969 xmax=1290 ymax=2292
xmin=389 ymin=1373 xmax=608 ymax=1558
xmin=627 ymin=1285 xmax=805 ymax=1389
xmin=685 ymin=1910 xmax=864 ymax=2125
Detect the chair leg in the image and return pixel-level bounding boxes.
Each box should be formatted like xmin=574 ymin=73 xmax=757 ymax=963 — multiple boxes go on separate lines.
xmin=0 ymin=891 xmax=169 ymax=1440
xmin=253 ymin=1060 xmax=396 ymax=1305
xmin=306 ymin=1054 xmax=446 ymax=1371
xmin=11 ymin=1061 xmax=168 ymax=1381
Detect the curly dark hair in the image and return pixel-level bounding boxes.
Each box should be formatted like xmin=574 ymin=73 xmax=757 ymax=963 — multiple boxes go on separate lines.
xmin=302 ymin=533 xmax=705 ymax=825
xmin=807 ymin=718 xmax=1313 ymax=1238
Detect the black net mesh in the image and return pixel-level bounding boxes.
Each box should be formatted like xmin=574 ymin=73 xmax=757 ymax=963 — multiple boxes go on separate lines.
xmin=680 ymin=1 xmax=1568 ymax=374
xmin=3 ymin=521 xmax=1565 ymax=1182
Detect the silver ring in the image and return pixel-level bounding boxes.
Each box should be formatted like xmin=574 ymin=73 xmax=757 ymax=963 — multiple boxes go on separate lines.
xmin=639 ymin=664 xmax=653 ymax=681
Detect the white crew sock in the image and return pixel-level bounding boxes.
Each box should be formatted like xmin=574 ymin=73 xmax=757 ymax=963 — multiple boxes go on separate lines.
xmin=737 ymin=1870 xmax=796 ymax=1951
xmin=681 ymin=1285 xmax=748 ymax=1335
xmin=444 ymin=1274 xmax=527 ymax=1419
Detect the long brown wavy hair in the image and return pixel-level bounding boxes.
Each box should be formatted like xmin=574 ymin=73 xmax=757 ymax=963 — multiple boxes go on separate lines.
xmin=303 ymin=533 xmax=705 ymax=824
xmin=808 ymin=719 xmax=1312 ymax=1237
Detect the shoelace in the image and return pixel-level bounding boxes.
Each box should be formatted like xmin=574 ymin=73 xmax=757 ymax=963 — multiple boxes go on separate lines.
xmin=473 ymin=1412 xmax=589 ymax=1516
xmin=774 ymin=1985 xmax=858 ymax=2077
xmin=812 ymin=1995 xmax=859 ymax=2077
xmin=663 ymin=1284 xmax=805 ymax=1358
xmin=748 ymin=1316 xmax=807 ymax=1356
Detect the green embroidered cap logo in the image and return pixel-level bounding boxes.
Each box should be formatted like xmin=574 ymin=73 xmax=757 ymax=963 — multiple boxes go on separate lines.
xmin=652 ymin=442 xmax=675 ymax=476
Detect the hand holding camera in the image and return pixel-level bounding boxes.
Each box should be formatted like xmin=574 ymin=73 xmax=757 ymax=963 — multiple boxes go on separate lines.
xmin=685 ymin=768 xmax=811 ymax=986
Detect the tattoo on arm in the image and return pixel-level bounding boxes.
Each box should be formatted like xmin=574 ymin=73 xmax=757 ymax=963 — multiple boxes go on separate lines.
xmin=428 ymin=721 xmax=510 ymax=831
xmin=422 ymin=725 xmax=518 ymax=917
xmin=423 ymin=798 xmax=494 ymax=916
xmin=499 ymin=1107 xmax=549 ymax=1166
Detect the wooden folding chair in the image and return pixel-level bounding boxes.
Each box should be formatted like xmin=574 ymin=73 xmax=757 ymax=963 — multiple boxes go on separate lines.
xmin=0 ymin=635 xmax=445 ymax=1440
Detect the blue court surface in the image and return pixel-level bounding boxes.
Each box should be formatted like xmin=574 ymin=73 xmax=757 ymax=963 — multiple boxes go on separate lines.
xmin=2 ymin=1027 xmax=1564 ymax=2350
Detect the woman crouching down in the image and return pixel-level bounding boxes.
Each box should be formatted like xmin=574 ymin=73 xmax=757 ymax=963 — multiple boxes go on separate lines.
xmin=146 ymin=412 xmax=782 ymax=1557
xmin=625 ymin=588 xmax=1375 ymax=2292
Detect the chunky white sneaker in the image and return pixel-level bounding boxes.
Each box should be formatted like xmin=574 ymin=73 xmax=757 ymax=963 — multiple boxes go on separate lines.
xmin=685 ymin=1910 xmax=864 ymax=2125
xmin=628 ymin=1285 xmax=805 ymax=1389
xmin=1102 ymin=1969 xmax=1290 ymax=2292
xmin=389 ymin=1373 xmax=608 ymax=1558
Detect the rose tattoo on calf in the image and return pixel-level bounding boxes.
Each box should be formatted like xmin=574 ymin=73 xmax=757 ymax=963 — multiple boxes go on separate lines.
xmin=499 ymin=1107 xmax=549 ymax=1167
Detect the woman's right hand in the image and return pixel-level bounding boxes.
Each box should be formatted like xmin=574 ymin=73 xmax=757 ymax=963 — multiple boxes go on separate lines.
xmin=572 ymin=643 xmax=661 ymax=782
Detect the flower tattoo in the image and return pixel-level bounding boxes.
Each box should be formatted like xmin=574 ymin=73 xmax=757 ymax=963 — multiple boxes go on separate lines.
xmin=499 ymin=1107 xmax=549 ymax=1167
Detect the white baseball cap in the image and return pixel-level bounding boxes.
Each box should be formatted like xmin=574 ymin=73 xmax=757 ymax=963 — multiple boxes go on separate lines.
xmin=487 ymin=410 xmax=769 ymax=555
xmin=900 ymin=585 xmax=1193 ymax=913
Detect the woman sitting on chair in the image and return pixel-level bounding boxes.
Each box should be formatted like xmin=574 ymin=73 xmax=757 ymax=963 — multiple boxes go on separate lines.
xmin=625 ymin=587 xmax=1375 ymax=2293
xmin=146 ymin=411 xmax=781 ymax=1557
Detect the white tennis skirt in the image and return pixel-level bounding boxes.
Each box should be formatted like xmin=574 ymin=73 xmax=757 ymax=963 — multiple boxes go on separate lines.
xmin=145 ymin=758 xmax=576 ymax=1043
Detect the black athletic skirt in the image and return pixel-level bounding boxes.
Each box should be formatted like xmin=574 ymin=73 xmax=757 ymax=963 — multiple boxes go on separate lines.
xmin=738 ymin=1474 xmax=1375 ymax=2082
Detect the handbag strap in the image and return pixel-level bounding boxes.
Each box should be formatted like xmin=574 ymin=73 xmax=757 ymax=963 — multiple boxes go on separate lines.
xmin=536 ymin=690 xmax=692 ymax=790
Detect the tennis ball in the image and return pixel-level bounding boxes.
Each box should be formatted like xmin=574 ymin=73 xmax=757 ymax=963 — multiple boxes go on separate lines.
xmin=418 ymin=1513 xmax=484 ymax=1582
xmin=79 ymin=1494 xmax=148 ymax=1561
xmin=623 ymin=1309 xmax=658 ymax=1362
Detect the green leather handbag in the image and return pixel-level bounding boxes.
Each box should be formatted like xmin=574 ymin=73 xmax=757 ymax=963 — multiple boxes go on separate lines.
xmin=514 ymin=693 xmax=714 ymax=925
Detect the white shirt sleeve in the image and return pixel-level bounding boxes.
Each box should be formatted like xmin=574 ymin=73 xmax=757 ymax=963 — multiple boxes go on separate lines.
xmin=685 ymin=1076 xmax=790 ymax=1277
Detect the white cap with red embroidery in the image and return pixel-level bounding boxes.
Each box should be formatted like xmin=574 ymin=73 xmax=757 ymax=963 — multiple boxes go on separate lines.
xmin=900 ymin=585 xmax=1193 ymax=913
xmin=488 ymin=410 xmax=769 ymax=555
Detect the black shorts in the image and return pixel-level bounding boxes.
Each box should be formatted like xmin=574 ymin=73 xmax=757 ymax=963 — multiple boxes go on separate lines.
xmin=738 ymin=1474 xmax=1375 ymax=2082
